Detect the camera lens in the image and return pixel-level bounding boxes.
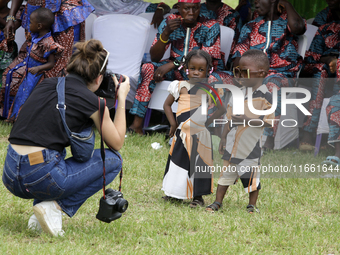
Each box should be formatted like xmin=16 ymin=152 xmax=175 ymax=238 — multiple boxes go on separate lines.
xmin=116 ymin=198 xmax=128 ymax=213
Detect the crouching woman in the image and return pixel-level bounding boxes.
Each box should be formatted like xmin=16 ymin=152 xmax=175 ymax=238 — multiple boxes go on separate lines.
xmin=2 ymin=39 xmax=130 ymax=236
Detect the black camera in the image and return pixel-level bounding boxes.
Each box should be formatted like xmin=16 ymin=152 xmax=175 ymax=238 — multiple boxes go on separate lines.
xmin=95 ymin=70 xmax=125 ymax=99
xmin=96 ymin=188 xmax=129 ymax=223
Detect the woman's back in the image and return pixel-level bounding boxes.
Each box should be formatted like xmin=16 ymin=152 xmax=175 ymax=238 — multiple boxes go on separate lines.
xmin=9 ymin=74 xmax=98 ymax=152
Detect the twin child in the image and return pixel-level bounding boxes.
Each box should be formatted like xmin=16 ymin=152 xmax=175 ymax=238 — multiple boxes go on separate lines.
xmin=162 ymin=49 xmax=274 ymax=213
xmin=0 ymin=7 xmax=63 ymax=122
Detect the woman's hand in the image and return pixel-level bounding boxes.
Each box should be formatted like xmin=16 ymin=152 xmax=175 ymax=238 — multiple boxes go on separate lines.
xmin=117 ymin=75 xmax=130 ymax=100
xmin=153 ymin=62 xmax=175 ymax=82
xmin=4 ymin=20 xmax=15 ymax=41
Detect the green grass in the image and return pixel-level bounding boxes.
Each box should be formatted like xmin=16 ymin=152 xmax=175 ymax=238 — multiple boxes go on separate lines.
xmin=0 ymin=121 xmax=339 ymax=254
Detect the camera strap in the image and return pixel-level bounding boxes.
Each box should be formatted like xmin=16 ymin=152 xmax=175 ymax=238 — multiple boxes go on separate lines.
xmin=98 ymin=97 xmax=124 ymax=200
xmin=114 ymin=75 xmax=123 ymax=104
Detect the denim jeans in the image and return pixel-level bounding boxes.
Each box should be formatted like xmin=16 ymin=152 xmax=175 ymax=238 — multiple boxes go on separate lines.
xmin=2 ymin=144 xmax=122 ymax=217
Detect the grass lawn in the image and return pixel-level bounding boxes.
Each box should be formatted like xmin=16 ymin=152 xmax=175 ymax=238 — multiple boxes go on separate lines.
xmin=0 ymin=120 xmax=339 ymax=254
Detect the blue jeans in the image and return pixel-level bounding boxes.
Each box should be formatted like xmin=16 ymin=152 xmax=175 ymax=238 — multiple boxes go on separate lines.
xmin=2 ymin=144 xmax=122 ymax=217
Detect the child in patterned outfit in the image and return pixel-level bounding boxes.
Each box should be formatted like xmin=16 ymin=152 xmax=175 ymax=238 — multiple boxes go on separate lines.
xmin=162 ymin=49 xmax=226 ymax=208
xmin=0 ymin=7 xmax=63 ymax=122
xmin=232 ymin=0 xmax=306 ymax=150
xmin=206 ymin=49 xmax=274 ymax=213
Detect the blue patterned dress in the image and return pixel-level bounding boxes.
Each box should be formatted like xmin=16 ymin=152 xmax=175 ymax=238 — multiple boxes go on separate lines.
xmin=1 ymin=32 xmax=63 ymax=121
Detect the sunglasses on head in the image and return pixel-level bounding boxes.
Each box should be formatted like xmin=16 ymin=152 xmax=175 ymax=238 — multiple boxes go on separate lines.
xmin=100 ymin=48 xmax=110 ymax=74
xmin=233 ymin=66 xmax=263 ymax=79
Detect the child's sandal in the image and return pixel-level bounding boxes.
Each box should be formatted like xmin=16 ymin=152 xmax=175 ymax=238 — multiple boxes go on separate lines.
xmin=247 ymin=204 xmax=260 ymax=214
xmin=205 ymin=201 xmax=222 ymax=212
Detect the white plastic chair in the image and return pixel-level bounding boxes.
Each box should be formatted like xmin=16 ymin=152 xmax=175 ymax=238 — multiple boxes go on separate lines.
xmin=305 ymin=24 xmax=318 ymax=51
xmin=138 ymin=12 xmax=171 ymax=62
xmin=85 ymin=13 xmax=97 ymax=41
xmin=92 ymin=14 xmax=150 ymax=108
xmin=14 ymin=26 xmax=26 ymax=51
xmin=297 ymin=35 xmax=308 ymax=59
xmin=307 ymin=18 xmax=315 ymax=25
xmin=220 ymin=25 xmax=235 ymax=65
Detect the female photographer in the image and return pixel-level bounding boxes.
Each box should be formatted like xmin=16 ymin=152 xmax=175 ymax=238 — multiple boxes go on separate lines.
xmin=2 ymin=39 xmax=130 ymax=237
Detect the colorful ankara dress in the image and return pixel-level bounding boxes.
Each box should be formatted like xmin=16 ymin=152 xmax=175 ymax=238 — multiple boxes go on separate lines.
xmin=0 ymin=32 xmax=63 ymax=121
xmin=199 ymin=2 xmax=242 ymax=56
xmin=232 ymin=11 xmax=306 ymax=137
xmin=18 ymin=0 xmax=94 ymax=78
xmin=327 ymin=56 xmax=340 ymax=146
xmin=129 ymin=13 xmax=233 ymax=118
xmin=302 ymin=21 xmax=340 ymax=134
xmin=313 ymin=7 xmax=340 ymax=27
xmin=162 ymin=81 xmax=213 ymax=199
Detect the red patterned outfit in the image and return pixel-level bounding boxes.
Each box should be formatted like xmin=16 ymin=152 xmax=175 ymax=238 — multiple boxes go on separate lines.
xmin=232 ymin=12 xmax=306 ymax=137
xmin=129 ymin=13 xmax=233 ymax=118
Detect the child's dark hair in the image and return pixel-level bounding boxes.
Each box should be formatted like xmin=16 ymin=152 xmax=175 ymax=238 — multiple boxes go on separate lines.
xmin=184 ymin=49 xmax=213 ymax=75
xmin=67 ymin=39 xmax=107 ymax=83
xmin=31 ymin=7 xmax=54 ymax=30
xmin=242 ymin=49 xmax=270 ymax=71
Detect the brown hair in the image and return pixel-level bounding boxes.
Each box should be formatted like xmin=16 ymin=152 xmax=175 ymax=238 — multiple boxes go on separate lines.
xmin=66 ymin=39 xmax=107 ymax=83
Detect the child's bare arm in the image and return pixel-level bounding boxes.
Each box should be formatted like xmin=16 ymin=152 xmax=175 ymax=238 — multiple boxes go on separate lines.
xmin=205 ymin=98 xmax=226 ymax=128
xmin=163 ymin=94 xmax=177 ymax=137
xmin=219 ymin=121 xmax=230 ymax=155
xmin=29 ymin=53 xmax=55 ymax=75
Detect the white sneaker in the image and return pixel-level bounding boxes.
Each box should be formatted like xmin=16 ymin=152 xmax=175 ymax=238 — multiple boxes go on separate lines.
xmin=28 ymin=214 xmax=42 ymax=233
xmin=33 ymin=201 xmax=64 ymax=237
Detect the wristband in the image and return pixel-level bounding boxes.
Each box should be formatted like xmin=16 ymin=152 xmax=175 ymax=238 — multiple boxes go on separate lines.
xmin=157 ymin=6 xmax=164 ymax=13
xmin=173 ymin=59 xmax=181 ymax=69
xmin=6 ymin=15 xmax=16 ymax=22
xmin=159 ymin=34 xmax=169 ymax=44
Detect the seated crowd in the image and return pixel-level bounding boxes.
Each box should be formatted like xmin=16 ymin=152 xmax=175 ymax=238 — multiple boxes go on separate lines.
xmin=0 ymin=0 xmax=340 ymax=236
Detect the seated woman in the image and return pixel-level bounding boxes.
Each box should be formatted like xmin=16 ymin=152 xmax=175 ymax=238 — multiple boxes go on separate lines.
xmin=128 ymin=0 xmax=233 ymax=134
xmin=232 ymin=0 xmax=306 ymax=150
xmin=2 ymin=39 xmax=130 ymax=237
